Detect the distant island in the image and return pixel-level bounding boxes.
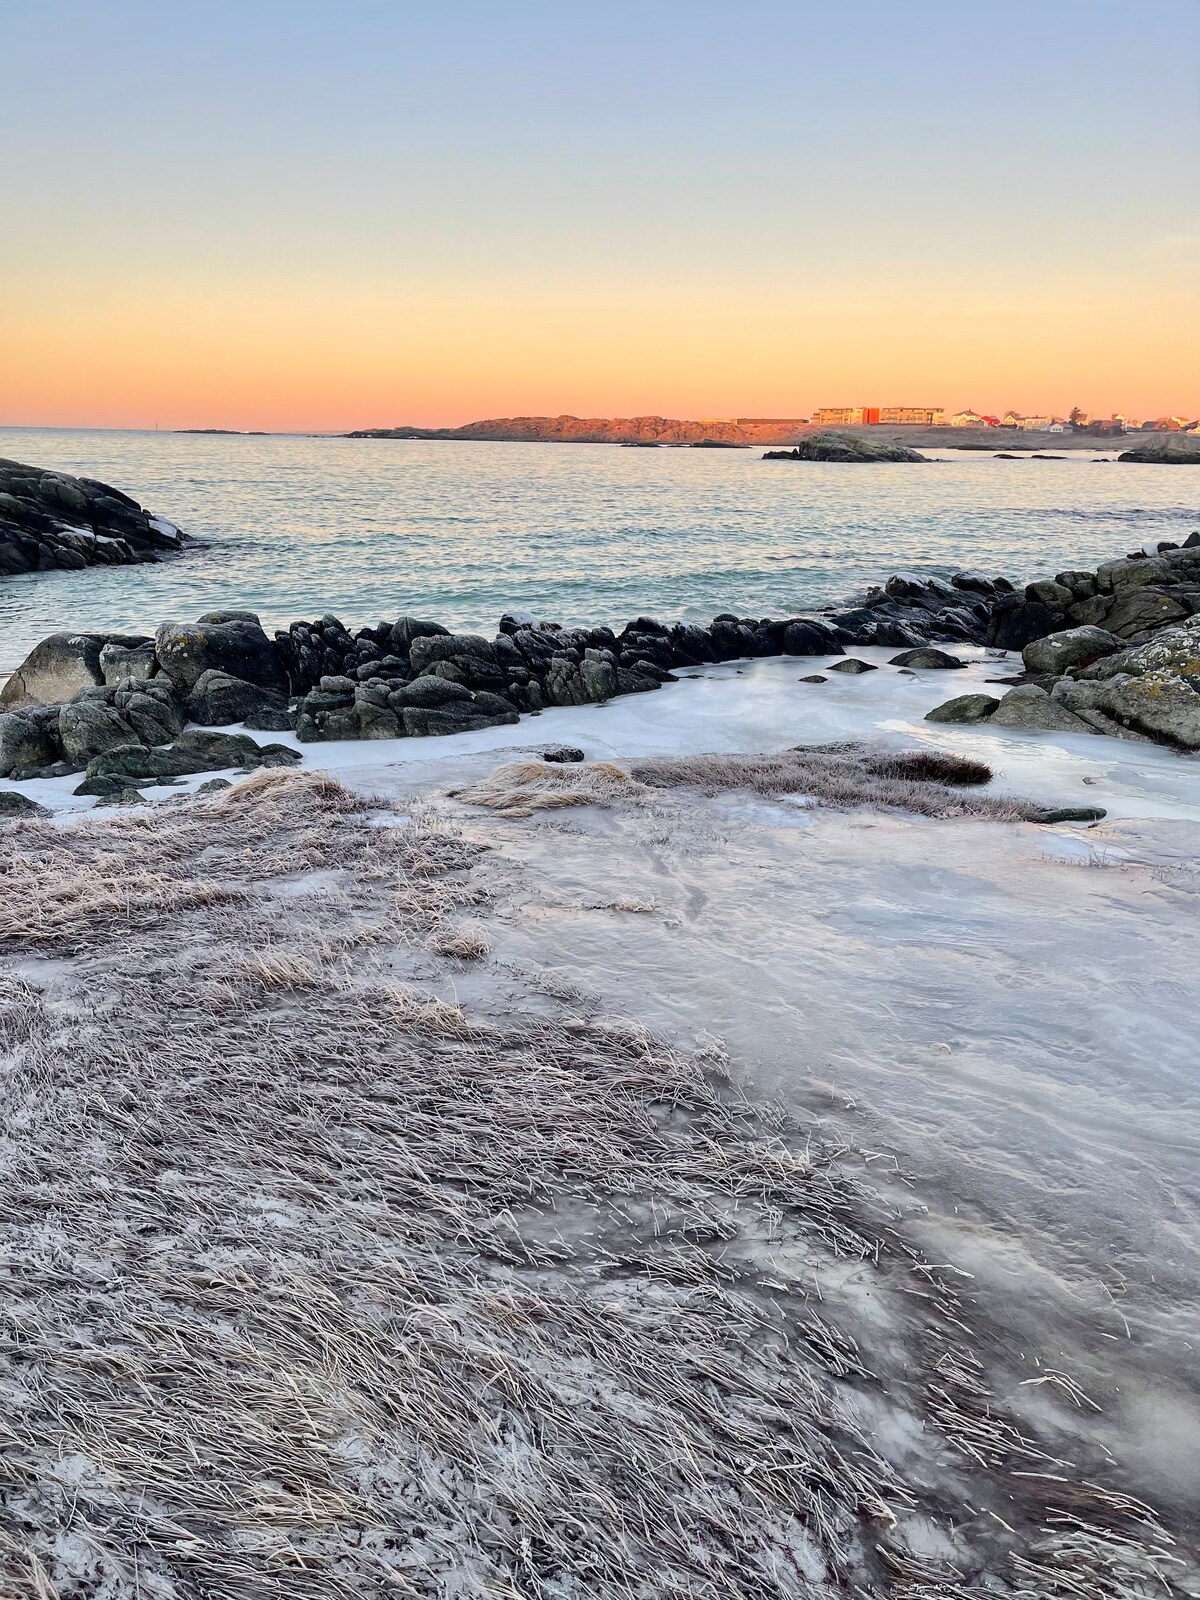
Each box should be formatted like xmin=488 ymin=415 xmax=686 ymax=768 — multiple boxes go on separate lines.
xmin=176 ymin=428 xmax=269 ymax=436
xmin=346 ymin=415 xmax=814 ymax=446
xmin=345 ymin=415 xmax=1150 ymax=452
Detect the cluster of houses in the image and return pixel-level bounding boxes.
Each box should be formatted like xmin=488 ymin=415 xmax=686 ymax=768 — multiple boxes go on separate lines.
xmin=810 ymin=406 xmax=1197 ymax=434
xmin=949 ymin=409 xmax=1198 ymax=434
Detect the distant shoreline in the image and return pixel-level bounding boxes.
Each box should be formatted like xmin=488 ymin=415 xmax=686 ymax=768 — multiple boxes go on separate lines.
xmin=343 ymin=417 xmax=1142 ymax=453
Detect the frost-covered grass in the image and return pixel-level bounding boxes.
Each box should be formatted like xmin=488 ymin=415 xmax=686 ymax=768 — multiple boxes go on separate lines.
xmin=450 ymin=746 xmax=1040 ymax=823
xmin=0 ymin=771 xmax=1190 ymax=1598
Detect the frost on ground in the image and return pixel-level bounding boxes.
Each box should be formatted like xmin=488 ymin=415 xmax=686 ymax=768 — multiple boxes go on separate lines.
xmin=0 ymin=771 xmax=1194 ymax=1598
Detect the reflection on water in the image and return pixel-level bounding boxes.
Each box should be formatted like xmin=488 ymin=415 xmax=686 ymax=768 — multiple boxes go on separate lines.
xmin=2 ymin=426 xmax=1197 ymax=666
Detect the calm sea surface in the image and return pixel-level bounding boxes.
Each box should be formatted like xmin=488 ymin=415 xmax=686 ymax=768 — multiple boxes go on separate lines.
xmin=2 ymin=427 xmax=1197 ymax=668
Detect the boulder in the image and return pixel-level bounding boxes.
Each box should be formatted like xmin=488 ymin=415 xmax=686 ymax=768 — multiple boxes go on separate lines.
xmin=1103 ymin=589 xmax=1188 ymax=639
xmin=0 ymin=789 xmax=49 ymax=819
xmin=988 ymin=686 xmax=1093 ymax=733
xmin=407 ymin=633 xmax=496 ymax=674
xmin=0 ymin=707 xmax=62 ymax=777
xmin=579 ymin=648 xmax=619 ymax=703
xmin=86 ymin=730 xmax=300 ymax=781
xmin=887 ymin=648 xmax=965 ymax=669
xmin=986 ymin=599 xmax=1064 ymax=651
xmin=924 ymin=694 xmax=1000 ymax=724
xmin=185 ymin=670 xmax=291 ymax=728
xmin=1025 ymin=579 xmax=1075 ymax=610
xmin=401 ymin=706 xmax=519 ymax=738
xmin=58 ymin=700 xmax=142 ymax=764
xmin=113 ymin=682 xmax=184 ymax=746
xmin=782 ymin=620 xmax=845 ymax=656
xmin=798 ymin=674 xmax=828 ymax=683
xmin=1095 ymin=556 xmax=1171 ymax=594
xmin=154 ymin=616 xmax=288 ymax=696
xmin=1021 ymin=626 xmax=1118 ymax=675
xmin=827 ymin=658 xmax=878 ymax=674
xmin=0 ymin=631 xmax=151 ymax=709
xmin=543 ymin=746 xmax=584 ymax=763
xmin=1101 ymin=675 xmax=1200 ymax=748
xmin=387 ymin=676 xmax=474 ymax=710
xmin=389 ymin=616 xmax=450 ymax=655
xmin=99 ymin=640 xmax=158 ymax=685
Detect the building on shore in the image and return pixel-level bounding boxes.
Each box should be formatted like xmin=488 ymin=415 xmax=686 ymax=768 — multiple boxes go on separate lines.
xmin=951 ymin=409 xmax=992 ymax=428
xmin=878 ymin=406 xmax=945 ymax=426
xmin=1020 ymin=415 xmax=1053 ymax=431
xmin=1000 ymin=411 xmax=1024 ymax=429
xmin=812 ymin=406 xmax=880 ymax=426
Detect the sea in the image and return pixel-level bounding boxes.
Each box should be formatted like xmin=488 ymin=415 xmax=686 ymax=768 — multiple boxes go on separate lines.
xmin=2 ymin=426 xmax=1197 ymax=670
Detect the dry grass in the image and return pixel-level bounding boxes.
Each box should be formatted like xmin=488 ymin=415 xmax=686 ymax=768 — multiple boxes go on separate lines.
xmin=449 ymin=759 xmax=649 ymax=817
xmin=0 ymin=770 xmax=1185 ymax=1599
xmin=425 ymin=923 xmax=490 ymax=959
xmin=451 ymin=747 xmax=1040 ymax=823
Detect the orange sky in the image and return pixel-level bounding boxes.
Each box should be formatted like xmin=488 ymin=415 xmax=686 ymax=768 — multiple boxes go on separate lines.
xmin=3 ymin=4 xmax=1197 ymax=431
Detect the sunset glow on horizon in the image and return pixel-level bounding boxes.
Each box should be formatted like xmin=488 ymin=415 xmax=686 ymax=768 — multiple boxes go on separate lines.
xmin=3 ymin=1 xmax=1197 ymax=432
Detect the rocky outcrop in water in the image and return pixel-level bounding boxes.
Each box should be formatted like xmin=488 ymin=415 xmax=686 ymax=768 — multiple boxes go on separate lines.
xmin=0 ymin=458 xmax=187 ymax=576
xmin=762 ymin=432 xmax=928 ymax=463
xmin=1117 ymin=434 xmax=1200 ymax=464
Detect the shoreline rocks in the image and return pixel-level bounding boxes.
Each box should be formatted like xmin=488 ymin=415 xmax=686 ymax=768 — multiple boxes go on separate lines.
xmin=0 ymin=458 xmax=187 ymax=577
xmin=5 ymin=527 xmax=1200 ymax=796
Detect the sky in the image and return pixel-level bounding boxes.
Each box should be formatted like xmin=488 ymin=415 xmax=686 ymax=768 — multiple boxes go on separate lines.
xmin=1 ymin=0 xmax=1197 ymax=431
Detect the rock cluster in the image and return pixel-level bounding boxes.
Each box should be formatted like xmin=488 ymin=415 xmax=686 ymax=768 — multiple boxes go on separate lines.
xmin=928 ymin=534 xmax=1200 ymax=747
xmin=0 ymin=458 xmax=186 ymax=575
xmin=762 ymin=431 xmax=928 ymax=464
xmin=0 ymin=612 xmax=299 ymax=797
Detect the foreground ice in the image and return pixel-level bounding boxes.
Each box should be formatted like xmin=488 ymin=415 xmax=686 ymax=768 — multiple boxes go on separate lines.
xmin=6 ymin=650 xmax=1200 ymax=1533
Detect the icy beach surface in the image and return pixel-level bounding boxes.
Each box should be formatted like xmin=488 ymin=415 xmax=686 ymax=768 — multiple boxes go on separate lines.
xmin=6 ymin=652 xmax=1200 ymax=1534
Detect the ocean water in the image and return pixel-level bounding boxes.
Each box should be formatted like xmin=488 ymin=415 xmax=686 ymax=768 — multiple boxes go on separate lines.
xmin=2 ymin=426 xmax=1198 ymax=668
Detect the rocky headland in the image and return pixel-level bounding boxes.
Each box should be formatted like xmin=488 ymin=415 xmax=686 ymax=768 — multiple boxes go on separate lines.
xmin=3 ymin=527 xmax=1200 ymax=807
xmin=348 ymin=414 xmax=816 ymax=446
xmin=0 ymin=458 xmax=187 ymax=576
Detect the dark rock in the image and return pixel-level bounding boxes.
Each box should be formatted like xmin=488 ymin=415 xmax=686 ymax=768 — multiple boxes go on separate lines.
xmin=827 ymin=658 xmax=878 ymax=674
xmin=0 ymin=707 xmax=63 ymax=777
xmin=1025 ymin=579 xmax=1075 ymax=609
xmin=1034 ymin=806 xmax=1109 ymax=824
xmin=0 ymin=789 xmax=49 ymax=818
xmin=401 ymin=706 xmax=519 ymax=738
xmin=924 ymin=694 xmax=1001 ymax=724
xmin=387 ymin=676 xmax=474 ymax=710
xmin=989 ymin=685 xmax=1092 ymax=733
xmin=0 ymin=457 xmax=186 ymax=579
xmin=58 ymin=699 xmax=141 ymax=763
xmin=1117 ymin=435 xmax=1200 ymax=464
xmin=782 ymin=619 xmax=845 ymax=656
xmin=408 ymin=633 xmax=496 ymax=674
xmin=195 ymin=778 xmax=233 ymax=794
xmin=763 ymin=432 xmax=928 ymax=463
xmin=87 ymin=730 xmax=300 ymax=781
xmin=1021 ymin=626 xmax=1119 ymax=675
xmin=389 ymin=616 xmax=450 ymax=655
xmin=798 ymin=674 xmax=828 ymax=683
xmin=1104 ymin=589 xmax=1188 ymax=638
xmin=543 ymin=746 xmax=585 ymax=763
xmin=986 ymin=599 xmax=1064 ymax=651
xmin=155 ymin=616 xmax=288 ymax=696
xmin=888 ymin=648 xmax=965 ymax=669
xmin=185 ymin=669 xmax=291 ymax=728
